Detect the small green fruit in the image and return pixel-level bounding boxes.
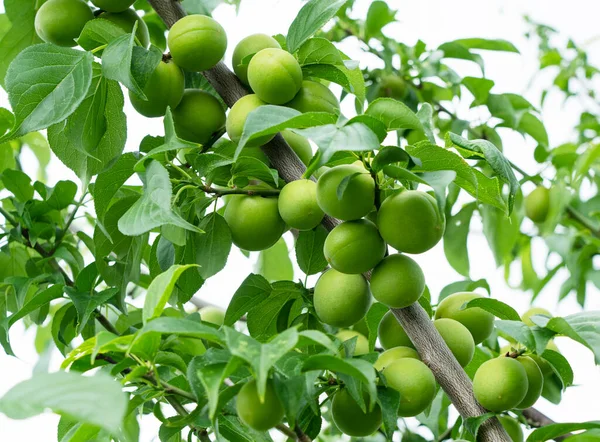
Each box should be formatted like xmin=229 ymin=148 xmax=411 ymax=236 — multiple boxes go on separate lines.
xmin=286 ymin=80 xmax=340 ymax=114
xmin=498 ymin=416 xmax=524 ymax=442
xmin=172 ymin=90 xmax=226 ymax=144
xmin=282 ymin=130 xmax=312 ymax=165
xmin=377 ymin=74 xmax=407 ymax=99
xmin=236 ymin=379 xmax=284 ymax=432
xmin=129 ymin=59 xmax=184 ymax=118
xmin=433 ymin=318 xmax=475 ymax=367
xmin=525 ymin=186 xmax=550 ymax=223
xmin=313 ymin=269 xmax=370 ymax=328
xmin=247 ymin=48 xmax=303 ymax=104
xmin=91 ymin=0 xmax=135 ymax=12
xmin=473 ymin=357 xmax=528 ymax=412
xmin=435 ymin=292 xmax=495 ymax=344
xmin=383 ymin=358 xmax=436 ymax=417
xmin=198 ymin=306 xmax=225 ymax=326
xmin=516 ymin=356 xmax=543 ymax=409
xmin=226 ymin=94 xmax=274 ymax=147
xmin=316 ymin=165 xmax=375 ymax=220
xmin=100 ymin=9 xmax=150 ymax=48
xmin=370 ymin=254 xmax=425 ymax=308
xmin=232 ymin=33 xmax=281 ymax=85
xmin=378 ymin=311 xmax=414 ymax=350
xmin=336 ymin=330 xmax=369 ymax=356
xmin=331 ymin=389 xmax=382 ymax=437
xmin=278 ymin=179 xmax=324 ymax=230
xmin=35 ymin=0 xmax=94 ymax=47
xmin=521 ymin=307 xmax=552 ymax=327
xmin=168 ymin=15 xmax=227 ymax=71
xmin=373 ymin=346 xmax=419 ymax=371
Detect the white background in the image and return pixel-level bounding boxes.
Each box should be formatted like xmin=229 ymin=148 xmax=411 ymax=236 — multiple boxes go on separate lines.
xmin=1 ymin=0 xmax=599 ymax=440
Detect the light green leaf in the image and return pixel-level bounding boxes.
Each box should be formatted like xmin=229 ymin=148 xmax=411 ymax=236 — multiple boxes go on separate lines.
xmin=286 ymin=0 xmax=347 ymax=53
xmin=443 ymin=202 xmax=475 ymax=277
xmin=463 ymin=298 xmax=520 ymax=321
xmin=143 ymin=264 xmax=198 ymax=323
xmin=452 ymin=38 xmax=519 ymax=53
xmin=93 ymin=153 xmax=141 ymax=222
xmin=1 ymin=169 xmax=34 ymax=201
xmin=366 ymin=98 xmax=424 ymax=132
xmin=132 ymin=317 xmax=224 ymax=347
xmin=527 ymin=422 xmax=600 ymax=442
xmin=195 ymin=213 xmax=232 ymax=279
xmin=365 ymin=1 xmax=396 ymax=39
xmin=462 ymin=76 xmax=495 ymax=104
xmin=255 ymin=238 xmax=294 ymax=283
xmin=78 ymin=18 xmax=127 ymax=53
xmin=296 ymin=37 xmax=344 ymax=66
xmin=66 ymin=288 xmax=118 ymax=334
xmin=495 ymin=320 xmax=536 ymax=350
xmin=295 ymin=227 xmax=328 ymax=275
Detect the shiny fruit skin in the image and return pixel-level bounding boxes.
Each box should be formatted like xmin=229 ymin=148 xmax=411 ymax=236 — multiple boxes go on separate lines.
xmin=35 ymin=0 xmax=93 ymax=47
xmin=383 ymin=358 xmax=436 ymax=417
xmin=521 ymin=307 xmax=552 ymax=327
xmin=226 ymin=94 xmax=274 ymax=147
xmin=377 ymin=190 xmax=445 ymax=254
xmin=324 ymin=219 xmax=386 ymax=274
xmin=168 ymin=15 xmax=227 ymax=71
xmin=473 ymin=357 xmax=528 ymax=412
xmin=198 ymin=306 xmax=225 ymax=326
xmin=525 ymin=186 xmax=550 ymax=223
xmin=100 ymin=9 xmax=150 ymax=48
xmin=516 ymin=356 xmax=543 ymax=409
xmin=336 ymin=330 xmax=369 ymax=356
xmin=278 ymin=179 xmax=324 ymax=230
xmin=232 ymin=33 xmax=281 ymax=85
xmin=91 ymin=0 xmax=135 ymax=12
xmin=247 ymin=48 xmax=303 ymax=104
xmin=223 ymin=194 xmax=286 ymax=251
xmin=378 ymin=311 xmax=414 ymax=350
xmin=498 ymin=416 xmax=524 ymax=442
xmin=435 ymin=292 xmax=495 ymax=344
xmin=236 ymin=379 xmax=284 ymax=432
xmin=129 ymin=60 xmax=184 ymax=117
xmin=313 ymin=269 xmax=371 ymax=328
xmin=286 ymin=80 xmax=340 ymax=114
xmin=433 ymin=318 xmax=475 ymax=367
xmin=316 ymin=165 xmax=375 ymax=220
xmin=373 ymin=346 xmax=419 ymax=371
xmin=370 ymin=254 xmax=425 ymax=308
xmin=282 ymin=130 xmax=312 ymax=165
xmin=331 ymin=389 xmax=382 ymax=437
xmin=172 ymin=90 xmax=226 ymax=144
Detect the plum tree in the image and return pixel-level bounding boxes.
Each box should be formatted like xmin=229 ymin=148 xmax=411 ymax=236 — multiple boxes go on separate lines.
xmin=377 ymin=190 xmax=445 ymax=254
xmin=516 ymin=356 xmax=544 ymax=409
xmin=91 ymin=0 xmax=135 ymax=12
xmin=383 ymin=358 xmax=437 ymax=416
xmin=99 ymin=9 xmax=150 ymax=48
xmin=316 ymin=165 xmax=375 ymax=220
xmin=277 ymin=179 xmax=324 ymax=230
xmin=223 ymin=194 xmax=286 ymax=251
xmin=129 ymin=59 xmax=184 ymax=118
xmin=498 ymin=416 xmax=525 ymax=442
xmin=198 ymin=306 xmax=225 ymax=326
xmin=286 ymin=80 xmax=340 ymax=114
xmin=370 ymin=254 xmax=425 ymax=308
xmin=236 ymin=379 xmax=284 ymax=431
xmin=331 ymin=389 xmax=382 ymax=437
xmin=521 ymin=307 xmax=552 ymax=326
xmin=226 ymin=94 xmax=274 ymax=147
xmin=281 ymin=130 xmax=313 ymax=165
xmin=374 ymin=346 xmax=419 ymax=371
xmin=378 ymin=311 xmax=414 ymax=350
xmin=35 ymin=0 xmax=93 ymax=47
xmin=323 ymin=219 xmax=386 ymax=274
xmin=377 ymin=74 xmax=407 ymax=99
xmin=313 ymin=269 xmax=370 ymax=327
xmin=435 ymin=292 xmax=495 ymax=344
xmin=433 ymin=318 xmax=475 ymax=367
xmin=336 ymin=330 xmax=369 ymax=355
xmin=232 ymin=34 xmax=281 ymax=85
xmin=473 ymin=357 xmax=528 ymax=412
xmin=525 ymin=186 xmax=551 ymax=223
xmin=247 ymin=48 xmax=303 ymax=104
xmin=172 ymin=90 xmax=226 ymax=144
xmin=168 ymin=15 xmax=227 ymax=71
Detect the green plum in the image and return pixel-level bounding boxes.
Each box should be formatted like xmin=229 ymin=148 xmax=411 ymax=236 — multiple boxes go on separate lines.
xmin=373 ymin=346 xmax=419 ymax=371
xmin=377 ymin=190 xmax=445 ymax=254
xmin=313 ymin=269 xmax=370 ymax=328
xmin=516 ymin=356 xmax=543 ymax=409
xmin=316 ymin=165 xmax=375 ymax=220
xmin=324 ymin=219 xmax=386 ymax=274
xmin=377 ymin=74 xmax=407 ymax=100
xmin=91 ymin=0 xmax=135 ymax=12
xmin=383 ymin=358 xmax=436 ymax=416
xmin=226 ymin=94 xmax=274 ymax=147
xmin=435 ymin=292 xmax=495 ymax=344
xmin=223 ymin=193 xmax=286 ymax=251
xmin=433 ymin=318 xmax=475 ymax=367
xmin=172 ymin=90 xmax=226 ymax=144
xmin=278 ymin=179 xmax=324 ymax=230
xmin=473 ymin=357 xmax=528 ymax=412
xmin=331 ymin=389 xmax=382 ymax=437
xmin=168 ymin=15 xmax=227 ymax=71
xmin=100 ymin=9 xmax=150 ymax=48
xmin=336 ymin=330 xmax=369 ymax=356
xmin=129 ymin=59 xmax=184 ymax=117
xmin=232 ymin=33 xmax=281 ymax=85
xmin=378 ymin=311 xmax=414 ymax=350
xmin=286 ymin=80 xmax=340 ymax=114
xmin=370 ymin=254 xmax=425 ymax=308
xmin=498 ymin=416 xmax=524 ymax=442
xmin=282 ymin=130 xmax=313 ymax=165
xmin=247 ymin=48 xmax=303 ymax=104
xmin=521 ymin=307 xmax=552 ymax=327
xmin=35 ymin=0 xmax=93 ymax=47
xmin=198 ymin=306 xmax=225 ymax=326
xmin=236 ymin=379 xmax=284 ymax=432
xmin=525 ymin=186 xmax=550 ymax=223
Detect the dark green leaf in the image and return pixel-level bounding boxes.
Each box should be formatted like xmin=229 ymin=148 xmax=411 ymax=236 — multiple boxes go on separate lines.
xmin=443 ymin=202 xmax=475 ymax=277
xmin=224 ymin=274 xmax=272 ymax=326
xmin=295 ymin=227 xmax=328 ymax=275
xmin=463 ymin=298 xmax=520 ymax=321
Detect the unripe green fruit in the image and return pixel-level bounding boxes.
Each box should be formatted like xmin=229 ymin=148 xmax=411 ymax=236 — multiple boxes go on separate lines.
xmin=100 ymin=9 xmax=150 ymax=48
xmin=383 ymin=358 xmax=436 ymax=417
xmin=226 ymin=94 xmax=274 ymax=147
xmin=91 ymin=0 xmax=135 ymax=12
xmin=168 ymin=15 xmax=227 ymax=71
xmin=498 ymin=416 xmax=524 ymax=442
xmin=324 ymin=219 xmax=386 ymax=274
xmin=282 ymin=130 xmax=312 ymax=165
xmin=172 ymin=90 xmax=226 ymax=144
xmin=473 ymin=357 xmax=528 ymax=412
xmin=370 ymin=254 xmax=425 ymax=308
xmin=521 ymin=307 xmax=552 ymax=327
xmin=373 ymin=346 xmax=419 ymax=371
xmin=435 ymin=292 xmax=495 ymax=344
xmin=331 ymin=389 xmax=382 ymax=437
xmin=278 ymin=180 xmax=324 ymax=230
xmin=525 ymin=186 xmax=550 ymax=223
xmin=286 ymin=80 xmax=340 ymax=114
xmin=198 ymin=306 xmax=225 ymax=326
xmin=378 ymin=311 xmax=414 ymax=350
xmin=313 ymin=269 xmax=370 ymax=328
xmin=247 ymin=48 xmax=303 ymax=104
xmin=236 ymin=379 xmax=284 ymax=432
xmin=377 ymin=190 xmax=445 ymax=254
xmin=377 ymin=74 xmax=407 ymax=100
xmin=336 ymin=330 xmax=369 ymax=355
xmin=129 ymin=60 xmax=184 ymax=117
xmin=232 ymin=33 xmax=281 ymax=85
xmin=433 ymin=318 xmax=475 ymax=367
xmin=316 ymin=165 xmax=375 ymax=220
xmin=223 ymin=194 xmax=286 ymax=251
xmin=35 ymin=0 xmax=94 ymax=47
xmin=516 ymin=356 xmax=543 ymax=409
xmin=169 ymin=337 xmax=206 ymax=357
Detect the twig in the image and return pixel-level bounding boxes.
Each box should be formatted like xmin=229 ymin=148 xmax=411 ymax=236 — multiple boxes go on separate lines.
xmin=522 ymin=408 xmax=572 ymax=441
xmin=276 ymin=424 xmax=297 ymax=439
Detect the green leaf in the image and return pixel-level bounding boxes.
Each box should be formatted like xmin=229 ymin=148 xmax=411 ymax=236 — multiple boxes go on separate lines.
xmin=438 ymin=42 xmax=484 ymax=71
xmin=46 ymin=181 xmax=77 ymax=210
xmin=536 ymin=312 xmax=600 ymax=363
xmin=365 ymin=1 xmax=396 ymax=39
xmin=439 ymin=279 xmax=491 ymax=302
xmin=7 ymin=285 xmax=64 ymax=328
xmin=132 ymin=317 xmax=224 ymax=347
xmin=255 ymin=238 xmax=294 ymax=283
xmin=224 ymin=274 xmax=272 ymax=326
xmin=78 ymin=18 xmax=127 ymax=53
xmin=66 ymin=288 xmax=118 ymax=334
xmin=0 ymin=371 xmax=127 ymax=435
xmin=195 ymin=213 xmax=232 ymax=279
xmin=295 ymin=227 xmax=328 ymax=275
xmin=296 ymin=37 xmax=344 ymax=66
xmin=480 ymin=204 xmax=520 ymax=266
xmin=1 ymin=169 xmax=34 ymax=201
xmin=365 ymin=303 xmax=388 ymax=352
xmin=463 ymin=298 xmax=520 ymax=321
xmin=2 ymin=44 xmax=93 ymax=141
xmin=143 ymin=264 xmax=198 ymax=323
xmin=495 ymin=320 xmax=536 ymax=350
xmin=464 ymin=413 xmax=495 ymax=437
xmin=462 ymin=76 xmax=495 ymax=104
xmin=377 ymin=386 xmax=400 ymax=439
xmin=527 ymin=422 xmax=600 ymax=442
xmin=443 ymin=202 xmax=475 ymax=277
xmin=541 ymin=349 xmax=574 ymax=388
xmin=518 ymin=112 xmax=549 ymax=147
xmin=452 ymin=38 xmax=519 ymax=53
xmin=217 ymin=414 xmax=274 ymax=442
xmin=297 ymin=330 xmax=338 ymax=354
xmin=366 ymin=98 xmax=424 ymax=132
xmin=231 ymin=156 xmax=279 ymax=188
xmin=93 ymin=153 xmax=141 ymax=222
xmin=286 ymin=0 xmax=347 ymax=53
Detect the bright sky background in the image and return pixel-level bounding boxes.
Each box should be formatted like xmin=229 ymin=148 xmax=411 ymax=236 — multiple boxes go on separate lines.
xmin=1 ymin=0 xmax=599 ymax=440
